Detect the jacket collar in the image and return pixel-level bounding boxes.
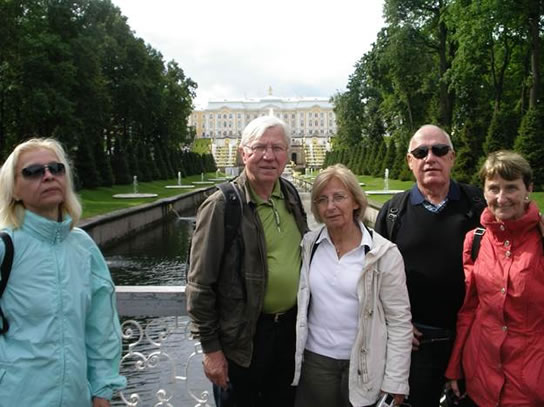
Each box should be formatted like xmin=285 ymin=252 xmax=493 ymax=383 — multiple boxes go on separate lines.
xmin=235 ymin=170 xmax=284 ymax=204
xmin=21 ymin=210 xmax=72 ymax=244
xmin=481 ymin=201 xmax=540 ymax=238
xmin=315 ymin=220 xmax=372 ymax=254
xmin=304 ymin=225 xmax=394 ymax=269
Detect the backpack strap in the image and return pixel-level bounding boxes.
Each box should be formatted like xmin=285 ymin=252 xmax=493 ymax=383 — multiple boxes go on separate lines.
xmin=0 ymin=231 xmax=14 ymax=335
xmin=280 ymin=177 xmax=308 ymax=229
xmin=459 ymin=183 xmax=486 ymax=221
xmin=470 ymin=227 xmax=486 ymax=262
xmin=217 ymin=182 xmax=246 ymax=301
xmin=384 ymin=191 xmax=411 ymax=241
xmin=217 ymin=182 xmax=244 ymax=253
xmin=309 ymin=229 xmax=324 ymax=265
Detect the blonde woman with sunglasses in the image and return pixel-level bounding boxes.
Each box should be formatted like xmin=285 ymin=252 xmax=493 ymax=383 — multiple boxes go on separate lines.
xmin=0 ymin=138 xmax=125 ymax=406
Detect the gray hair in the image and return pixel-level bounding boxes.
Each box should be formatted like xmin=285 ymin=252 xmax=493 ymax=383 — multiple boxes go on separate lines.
xmin=0 ymin=138 xmax=82 ymax=229
xmin=408 ymin=124 xmax=454 ymax=152
xmin=240 ymin=116 xmax=291 ymax=148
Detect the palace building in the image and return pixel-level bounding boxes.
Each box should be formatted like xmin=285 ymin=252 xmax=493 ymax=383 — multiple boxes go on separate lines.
xmin=188 ymin=90 xmax=336 ymax=170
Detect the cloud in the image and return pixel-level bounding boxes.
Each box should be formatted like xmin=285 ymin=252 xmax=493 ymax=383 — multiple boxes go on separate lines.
xmin=111 ymin=0 xmax=384 ymax=107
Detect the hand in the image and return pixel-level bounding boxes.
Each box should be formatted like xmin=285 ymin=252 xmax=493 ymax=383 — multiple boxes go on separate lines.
xmin=378 ymin=391 xmax=405 ymax=406
xmin=448 ymin=379 xmax=461 ymax=398
xmin=393 ymin=393 xmax=405 ymax=405
xmin=92 ymin=397 xmax=110 ymax=407
xmin=412 ymin=325 xmax=423 ymax=351
xmin=203 ymin=350 xmax=229 ymax=389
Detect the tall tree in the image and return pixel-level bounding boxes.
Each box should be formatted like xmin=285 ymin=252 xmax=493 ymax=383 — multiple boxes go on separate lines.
xmin=384 ymin=0 xmax=456 ymax=128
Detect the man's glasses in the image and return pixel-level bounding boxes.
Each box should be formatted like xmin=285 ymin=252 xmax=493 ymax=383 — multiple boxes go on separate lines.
xmin=22 ymin=162 xmax=66 ymax=179
xmin=409 ymin=144 xmax=451 ymax=159
xmin=246 ymin=144 xmax=287 ymax=156
xmin=314 ymin=193 xmax=349 ymax=207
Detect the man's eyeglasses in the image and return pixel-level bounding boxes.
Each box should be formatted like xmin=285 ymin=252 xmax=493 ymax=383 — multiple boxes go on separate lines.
xmin=22 ymin=162 xmax=66 ymax=179
xmin=246 ymin=144 xmax=287 ymax=155
xmin=410 ymin=144 xmax=451 ymax=159
xmin=314 ymin=193 xmax=349 ymax=207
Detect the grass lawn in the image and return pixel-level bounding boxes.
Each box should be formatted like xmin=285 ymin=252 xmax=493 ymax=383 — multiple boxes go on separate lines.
xmin=79 ymin=172 xmax=224 ymax=219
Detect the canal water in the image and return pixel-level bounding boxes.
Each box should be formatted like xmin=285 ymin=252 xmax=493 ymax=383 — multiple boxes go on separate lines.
xmin=104 ymin=214 xmax=193 ymax=286
xmin=103 ymin=213 xmax=212 ymax=407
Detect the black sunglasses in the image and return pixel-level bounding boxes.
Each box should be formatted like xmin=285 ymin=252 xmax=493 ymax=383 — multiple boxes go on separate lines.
xmin=22 ymin=162 xmax=66 ymax=179
xmin=410 ymin=144 xmax=451 ymax=159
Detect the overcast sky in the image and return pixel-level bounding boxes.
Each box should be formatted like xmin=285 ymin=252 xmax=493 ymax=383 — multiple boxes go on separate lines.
xmin=110 ymin=0 xmax=385 ymax=108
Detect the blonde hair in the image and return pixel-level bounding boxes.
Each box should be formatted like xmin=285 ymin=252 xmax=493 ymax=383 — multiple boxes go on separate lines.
xmin=311 ymin=164 xmax=368 ymax=223
xmin=479 ymin=150 xmax=533 ymax=188
xmin=0 ymin=138 xmax=82 ymax=229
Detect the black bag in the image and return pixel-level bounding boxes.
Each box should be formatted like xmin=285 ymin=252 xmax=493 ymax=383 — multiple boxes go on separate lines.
xmin=0 ymin=231 xmax=14 ymax=334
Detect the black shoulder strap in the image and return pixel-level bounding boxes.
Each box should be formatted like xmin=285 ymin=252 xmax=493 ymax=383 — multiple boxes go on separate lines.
xmin=0 ymin=231 xmax=14 ymax=335
xmin=470 ymin=227 xmax=486 ymax=262
xmin=280 ymin=177 xmax=308 ymax=232
xmin=217 ymin=182 xmax=243 ymax=253
xmin=281 ymin=177 xmax=302 ymax=204
xmin=281 ymin=178 xmax=305 ymax=211
xmin=385 ymin=191 xmax=411 ymax=241
xmin=309 ymin=229 xmax=324 ymax=264
xmin=459 ymin=183 xmax=486 ymax=220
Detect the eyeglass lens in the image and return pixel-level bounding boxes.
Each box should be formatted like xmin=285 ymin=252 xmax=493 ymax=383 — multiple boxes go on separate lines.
xmin=249 ymin=144 xmax=286 ymax=154
xmin=22 ymin=162 xmax=66 ymax=179
xmin=410 ymin=144 xmax=450 ymax=159
xmin=316 ymin=193 xmax=347 ymax=206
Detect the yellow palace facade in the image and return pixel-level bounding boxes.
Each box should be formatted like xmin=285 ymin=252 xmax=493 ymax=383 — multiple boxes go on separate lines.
xmin=189 ymin=92 xmax=336 ymax=169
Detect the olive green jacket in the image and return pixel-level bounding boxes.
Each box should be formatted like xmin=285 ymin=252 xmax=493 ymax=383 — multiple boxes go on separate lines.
xmin=186 ymin=171 xmax=308 ymax=367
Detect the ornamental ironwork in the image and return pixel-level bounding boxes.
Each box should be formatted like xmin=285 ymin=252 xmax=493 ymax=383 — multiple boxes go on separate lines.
xmin=116 ymin=316 xmax=211 ymax=407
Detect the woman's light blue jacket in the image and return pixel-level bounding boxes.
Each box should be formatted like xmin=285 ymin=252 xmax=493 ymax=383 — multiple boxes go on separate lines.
xmin=0 ymin=210 xmax=126 ymax=405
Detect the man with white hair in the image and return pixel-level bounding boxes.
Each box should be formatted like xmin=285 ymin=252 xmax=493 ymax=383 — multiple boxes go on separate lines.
xmin=187 ymin=116 xmax=308 ymax=407
xmin=375 ymin=124 xmax=485 ymax=407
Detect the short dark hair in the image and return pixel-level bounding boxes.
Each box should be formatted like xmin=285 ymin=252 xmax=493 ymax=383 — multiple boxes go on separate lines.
xmin=479 ymin=150 xmax=533 ymax=188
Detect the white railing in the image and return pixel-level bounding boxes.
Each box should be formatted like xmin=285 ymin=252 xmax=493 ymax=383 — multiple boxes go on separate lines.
xmin=115 ymin=286 xmax=212 ymax=407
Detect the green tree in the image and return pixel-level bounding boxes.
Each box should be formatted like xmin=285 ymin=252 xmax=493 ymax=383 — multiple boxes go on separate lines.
xmin=74 ymin=135 xmax=101 ymax=189
xmin=93 ymin=136 xmax=114 ymax=187
xmin=514 ymin=107 xmax=544 ymax=189
xmin=111 ymin=137 xmax=131 ymax=185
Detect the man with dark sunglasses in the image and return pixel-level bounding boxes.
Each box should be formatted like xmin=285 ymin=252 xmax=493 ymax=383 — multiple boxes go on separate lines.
xmin=374 ymin=124 xmax=485 ymax=407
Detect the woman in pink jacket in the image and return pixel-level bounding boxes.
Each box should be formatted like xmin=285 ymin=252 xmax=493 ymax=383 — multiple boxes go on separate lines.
xmin=445 ymin=150 xmax=544 ymax=407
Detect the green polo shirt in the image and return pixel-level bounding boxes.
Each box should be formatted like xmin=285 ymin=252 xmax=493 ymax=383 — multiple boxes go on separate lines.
xmin=249 ymin=181 xmax=302 ymax=313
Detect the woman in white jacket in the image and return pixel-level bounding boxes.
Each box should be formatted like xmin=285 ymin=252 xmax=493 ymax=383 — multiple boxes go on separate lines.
xmin=293 ymin=164 xmax=412 ymax=407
